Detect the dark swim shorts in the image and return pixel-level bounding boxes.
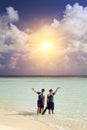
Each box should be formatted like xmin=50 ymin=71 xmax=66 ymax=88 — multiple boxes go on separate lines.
xmin=37 ymin=100 xmax=44 ymax=108
xmin=47 ymin=102 xmax=54 ymax=110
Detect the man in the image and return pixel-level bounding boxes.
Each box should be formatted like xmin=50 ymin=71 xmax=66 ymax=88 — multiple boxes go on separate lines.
xmin=32 ymin=88 xmax=45 ymax=114
xmin=47 ymin=87 xmax=60 ymax=114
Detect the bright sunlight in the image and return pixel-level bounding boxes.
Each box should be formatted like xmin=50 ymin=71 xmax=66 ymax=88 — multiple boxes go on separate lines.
xmin=41 ymin=42 xmax=52 ymax=50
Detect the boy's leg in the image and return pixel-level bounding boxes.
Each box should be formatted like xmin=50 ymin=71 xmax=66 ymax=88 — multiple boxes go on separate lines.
xmin=37 ymin=101 xmax=41 ymax=114
xmin=37 ymin=107 xmax=41 ymax=114
xmin=48 ymin=109 xmax=51 ymax=114
xmin=52 ymin=102 xmax=54 ymax=114
xmin=40 ymin=107 xmax=44 ymax=113
xmin=52 ymin=110 xmax=54 ymax=114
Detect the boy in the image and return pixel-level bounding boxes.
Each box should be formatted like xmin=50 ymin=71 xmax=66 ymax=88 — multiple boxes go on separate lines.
xmin=32 ymin=88 xmax=45 ymax=114
xmin=47 ymin=87 xmax=60 ymax=114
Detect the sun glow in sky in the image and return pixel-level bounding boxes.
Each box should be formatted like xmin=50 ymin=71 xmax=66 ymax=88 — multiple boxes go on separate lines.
xmin=41 ymin=42 xmax=52 ymax=50
xmin=30 ymin=25 xmax=64 ymax=54
xmin=27 ymin=24 xmax=67 ymax=65
xmin=29 ymin=27 xmax=63 ymax=62
xmin=0 ymin=1 xmax=87 ymax=75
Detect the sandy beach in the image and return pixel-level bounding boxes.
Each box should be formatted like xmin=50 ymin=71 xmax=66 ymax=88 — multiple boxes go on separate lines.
xmin=0 ymin=108 xmax=57 ymax=130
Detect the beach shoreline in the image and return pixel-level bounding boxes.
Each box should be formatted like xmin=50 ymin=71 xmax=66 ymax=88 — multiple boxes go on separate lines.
xmin=0 ymin=108 xmax=58 ymax=130
xmin=0 ymin=106 xmax=87 ymax=130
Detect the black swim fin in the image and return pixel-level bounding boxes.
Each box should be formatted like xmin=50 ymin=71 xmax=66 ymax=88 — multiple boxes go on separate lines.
xmin=42 ymin=107 xmax=48 ymax=115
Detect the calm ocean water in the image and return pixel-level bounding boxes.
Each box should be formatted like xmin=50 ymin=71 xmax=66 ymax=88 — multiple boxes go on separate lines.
xmin=0 ymin=77 xmax=87 ymax=130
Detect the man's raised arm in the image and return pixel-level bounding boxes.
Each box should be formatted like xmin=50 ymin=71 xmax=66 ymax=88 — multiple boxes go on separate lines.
xmin=54 ymin=87 xmax=60 ymax=94
xmin=32 ymin=88 xmax=38 ymax=94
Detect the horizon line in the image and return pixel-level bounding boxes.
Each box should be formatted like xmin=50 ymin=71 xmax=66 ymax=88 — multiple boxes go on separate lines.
xmin=0 ymin=75 xmax=87 ymax=77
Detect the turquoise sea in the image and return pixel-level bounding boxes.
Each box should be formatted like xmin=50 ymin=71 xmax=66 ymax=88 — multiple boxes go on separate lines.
xmin=0 ymin=77 xmax=87 ymax=130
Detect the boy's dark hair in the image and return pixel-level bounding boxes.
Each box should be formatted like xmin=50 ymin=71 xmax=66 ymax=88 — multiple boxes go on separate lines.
xmin=49 ymin=89 xmax=53 ymax=93
xmin=41 ymin=89 xmax=45 ymax=92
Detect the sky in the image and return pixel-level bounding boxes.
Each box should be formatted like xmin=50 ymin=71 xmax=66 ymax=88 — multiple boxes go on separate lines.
xmin=0 ymin=0 xmax=87 ymax=75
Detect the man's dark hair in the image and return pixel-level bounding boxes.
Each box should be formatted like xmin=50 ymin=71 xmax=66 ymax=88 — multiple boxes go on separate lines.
xmin=49 ymin=89 xmax=53 ymax=93
xmin=41 ymin=89 xmax=45 ymax=92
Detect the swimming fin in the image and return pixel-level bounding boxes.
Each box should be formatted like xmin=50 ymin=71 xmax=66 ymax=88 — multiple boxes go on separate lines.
xmin=42 ymin=107 xmax=48 ymax=115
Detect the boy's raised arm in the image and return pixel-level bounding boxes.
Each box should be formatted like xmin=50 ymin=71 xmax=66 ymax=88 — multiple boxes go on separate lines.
xmin=32 ymin=88 xmax=38 ymax=94
xmin=54 ymin=87 xmax=60 ymax=94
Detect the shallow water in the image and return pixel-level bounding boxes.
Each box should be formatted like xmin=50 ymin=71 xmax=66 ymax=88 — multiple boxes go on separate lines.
xmin=0 ymin=77 xmax=87 ymax=130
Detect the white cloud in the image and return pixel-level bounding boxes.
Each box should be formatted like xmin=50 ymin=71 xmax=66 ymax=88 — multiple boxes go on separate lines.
xmin=61 ymin=3 xmax=87 ymax=49
xmin=0 ymin=7 xmax=29 ymax=53
xmin=57 ymin=3 xmax=87 ymax=51
xmin=6 ymin=7 xmax=19 ymax=22
xmin=0 ymin=3 xmax=87 ymax=74
xmin=7 ymin=23 xmax=29 ymax=52
xmin=51 ymin=19 xmax=60 ymax=28
xmin=47 ymin=3 xmax=87 ymax=74
xmin=8 ymin=55 xmax=19 ymax=70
